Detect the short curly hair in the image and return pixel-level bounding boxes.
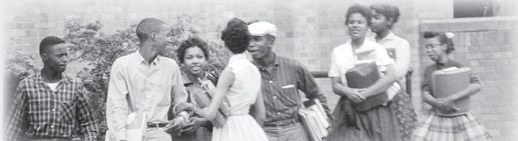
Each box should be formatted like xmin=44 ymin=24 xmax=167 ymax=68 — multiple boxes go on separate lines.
xmin=221 ymin=18 xmax=250 ymax=54
xmin=176 ymin=36 xmax=210 ymax=63
xmin=345 ymin=4 xmax=372 ymax=26
xmin=423 ymin=32 xmax=455 ymax=54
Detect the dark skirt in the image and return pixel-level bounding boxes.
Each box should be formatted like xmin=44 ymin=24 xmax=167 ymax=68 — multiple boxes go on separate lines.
xmin=327 ymin=91 xmax=417 ymax=141
xmin=171 ymin=127 xmax=212 ymax=141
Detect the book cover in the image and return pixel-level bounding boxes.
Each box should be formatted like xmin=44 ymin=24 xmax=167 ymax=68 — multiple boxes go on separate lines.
xmin=345 ymin=61 xmax=389 ymax=111
xmin=431 ymin=67 xmax=472 ymax=116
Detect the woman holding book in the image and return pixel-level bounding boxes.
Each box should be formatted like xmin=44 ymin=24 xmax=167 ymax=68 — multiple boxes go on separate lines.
xmin=412 ymin=32 xmax=491 ymax=141
xmin=370 ymin=3 xmax=418 ymax=140
xmin=168 ymin=37 xmax=220 ymax=141
xmin=183 ymin=18 xmax=268 ymax=141
xmin=327 ymin=4 xmax=415 ymax=141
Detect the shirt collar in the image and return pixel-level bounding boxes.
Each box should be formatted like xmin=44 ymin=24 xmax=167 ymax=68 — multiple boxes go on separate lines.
xmin=435 ymin=58 xmax=452 ymax=68
xmin=252 ymin=53 xmax=280 ymax=70
xmin=135 ymin=50 xmax=159 ymax=66
xmin=35 ymin=72 xmax=70 ymax=84
xmin=380 ymin=31 xmax=397 ymax=41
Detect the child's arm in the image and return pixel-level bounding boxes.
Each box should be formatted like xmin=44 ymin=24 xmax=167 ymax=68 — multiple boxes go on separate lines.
xmin=447 ymin=82 xmax=482 ymax=101
xmin=423 ymin=86 xmax=459 ymax=113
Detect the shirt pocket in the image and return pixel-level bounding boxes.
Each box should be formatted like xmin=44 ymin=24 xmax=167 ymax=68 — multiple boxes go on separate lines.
xmin=279 ymin=85 xmax=299 ymax=106
xmin=60 ymin=100 xmax=76 ymax=123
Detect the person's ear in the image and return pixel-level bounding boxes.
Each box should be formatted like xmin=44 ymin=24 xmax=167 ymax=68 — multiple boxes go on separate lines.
xmin=386 ymin=17 xmax=394 ymax=28
xmin=151 ymin=32 xmax=157 ymax=41
xmin=41 ymin=53 xmax=48 ymax=61
xmin=440 ymin=43 xmax=448 ymax=52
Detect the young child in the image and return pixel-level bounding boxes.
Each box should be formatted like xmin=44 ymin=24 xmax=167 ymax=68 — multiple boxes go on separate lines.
xmin=412 ymin=32 xmax=492 ymax=141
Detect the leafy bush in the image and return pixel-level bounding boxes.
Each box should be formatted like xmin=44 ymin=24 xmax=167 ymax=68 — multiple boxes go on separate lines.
xmin=6 ymin=15 xmax=230 ymax=139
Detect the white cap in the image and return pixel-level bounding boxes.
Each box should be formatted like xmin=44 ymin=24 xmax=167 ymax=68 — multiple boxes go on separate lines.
xmin=248 ymin=21 xmax=277 ymax=37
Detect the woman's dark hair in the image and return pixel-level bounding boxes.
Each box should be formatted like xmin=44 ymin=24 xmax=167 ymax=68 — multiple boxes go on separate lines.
xmin=370 ymin=3 xmax=400 ymax=29
xmin=423 ymin=32 xmax=455 ymax=54
xmin=176 ymin=36 xmax=210 ymax=63
xmin=221 ymin=18 xmax=251 ymax=54
xmin=345 ymin=4 xmax=372 ymax=25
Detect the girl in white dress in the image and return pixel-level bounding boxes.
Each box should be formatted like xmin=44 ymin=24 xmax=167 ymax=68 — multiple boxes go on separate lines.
xmin=185 ymin=18 xmax=269 ymax=141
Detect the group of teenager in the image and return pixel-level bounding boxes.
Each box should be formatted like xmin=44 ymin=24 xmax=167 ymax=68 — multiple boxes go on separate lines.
xmin=5 ymin=2 xmax=492 ymax=141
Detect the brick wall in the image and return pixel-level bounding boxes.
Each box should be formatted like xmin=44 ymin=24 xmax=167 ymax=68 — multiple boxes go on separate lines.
xmin=3 ymin=0 xmax=424 ymax=111
xmin=419 ymin=17 xmax=518 ymax=141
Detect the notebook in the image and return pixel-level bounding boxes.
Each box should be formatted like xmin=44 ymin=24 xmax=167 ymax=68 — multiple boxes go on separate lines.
xmin=431 ymin=67 xmax=472 ymax=116
xmin=345 ymin=61 xmax=390 ymax=111
xmin=191 ymin=79 xmax=231 ymax=128
xmin=299 ymin=99 xmax=329 ymax=141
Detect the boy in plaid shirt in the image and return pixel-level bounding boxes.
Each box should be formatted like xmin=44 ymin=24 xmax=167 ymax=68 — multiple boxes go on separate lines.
xmin=5 ymin=36 xmax=99 ymax=141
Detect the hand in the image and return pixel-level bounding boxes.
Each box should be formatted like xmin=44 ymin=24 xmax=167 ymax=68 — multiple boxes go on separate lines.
xmin=165 ymin=118 xmax=186 ymax=135
xmin=206 ymin=71 xmax=218 ymax=84
xmin=436 ymin=98 xmax=460 ymax=113
xmin=175 ymin=103 xmax=195 ymax=112
xmin=346 ymin=89 xmax=366 ymax=103
xmin=180 ymin=117 xmax=207 ymax=134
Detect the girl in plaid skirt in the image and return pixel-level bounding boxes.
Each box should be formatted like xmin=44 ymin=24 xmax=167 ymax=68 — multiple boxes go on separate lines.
xmin=413 ymin=32 xmax=491 ymax=141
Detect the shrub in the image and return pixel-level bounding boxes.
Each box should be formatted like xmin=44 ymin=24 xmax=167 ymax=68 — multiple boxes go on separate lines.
xmin=5 ymin=15 xmax=230 ymax=139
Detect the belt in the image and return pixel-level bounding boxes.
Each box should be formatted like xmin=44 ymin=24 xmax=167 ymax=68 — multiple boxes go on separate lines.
xmin=147 ymin=122 xmax=168 ymax=128
xmin=264 ymin=119 xmax=299 ymax=127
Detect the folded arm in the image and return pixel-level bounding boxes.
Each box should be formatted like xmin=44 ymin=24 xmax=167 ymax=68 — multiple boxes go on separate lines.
xmin=360 ymin=64 xmax=398 ymax=98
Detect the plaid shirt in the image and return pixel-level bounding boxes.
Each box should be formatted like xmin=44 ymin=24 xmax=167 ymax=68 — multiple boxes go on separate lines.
xmin=6 ymin=73 xmax=99 ymax=141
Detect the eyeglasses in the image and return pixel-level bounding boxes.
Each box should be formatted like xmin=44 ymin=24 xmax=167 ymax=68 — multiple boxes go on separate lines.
xmin=424 ymin=43 xmax=444 ymax=49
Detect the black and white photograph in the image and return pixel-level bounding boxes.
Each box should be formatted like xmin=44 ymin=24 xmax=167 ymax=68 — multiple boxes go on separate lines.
xmin=1 ymin=0 xmax=517 ymax=141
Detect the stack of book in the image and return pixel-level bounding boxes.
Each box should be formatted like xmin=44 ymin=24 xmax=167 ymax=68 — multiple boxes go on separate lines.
xmin=299 ymin=99 xmax=329 ymax=141
xmin=192 ymin=79 xmax=231 ymax=127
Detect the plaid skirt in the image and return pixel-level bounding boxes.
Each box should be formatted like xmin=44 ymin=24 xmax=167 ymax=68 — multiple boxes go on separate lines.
xmin=412 ymin=113 xmax=492 ymax=141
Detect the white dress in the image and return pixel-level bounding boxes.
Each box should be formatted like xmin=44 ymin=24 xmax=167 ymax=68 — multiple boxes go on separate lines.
xmin=211 ymin=53 xmax=268 ymax=141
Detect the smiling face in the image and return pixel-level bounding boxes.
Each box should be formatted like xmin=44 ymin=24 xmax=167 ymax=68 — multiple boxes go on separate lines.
xmin=42 ymin=43 xmax=68 ymax=72
xmin=424 ymin=36 xmax=447 ymax=62
xmin=183 ymin=46 xmax=208 ymax=75
xmin=248 ymin=35 xmax=272 ymax=60
xmin=153 ymin=24 xmax=172 ymax=55
xmin=346 ymin=13 xmax=369 ymax=40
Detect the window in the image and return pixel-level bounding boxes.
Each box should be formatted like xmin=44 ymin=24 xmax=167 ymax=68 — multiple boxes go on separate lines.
xmin=454 ymin=0 xmax=495 ymax=18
